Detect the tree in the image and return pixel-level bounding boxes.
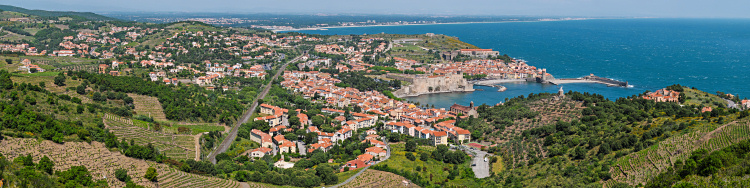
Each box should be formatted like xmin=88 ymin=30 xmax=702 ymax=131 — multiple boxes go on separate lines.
xmin=405 ymin=140 xmax=417 ymax=152
xmin=93 ymin=92 xmax=106 ymax=102
xmin=144 ymin=167 xmax=158 ymax=182
xmin=573 ymin=146 xmax=587 ymax=160
xmin=37 ymin=156 xmax=54 ymax=174
xmin=289 ymin=116 xmax=301 ymax=128
xmin=311 ymin=116 xmax=325 ymax=127
xmin=405 ymin=152 xmax=416 ymax=161
xmin=5 ymin=59 xmax=11 ymax=64
xmin=0 ymin=70 xmax=12 ymax=89
xmin=235 ymin=170 xmax=248 ymax=182
xmin=76 ymin=105 xmax=85 ymax=114
xmin=57 ymin=166 xmax=93 ymax=186
xmin=76 ymin=85 xmax=86 ymax=95
xmin=316 ymin=165 xmax=338 ymax=185
xmin=115 ymin=169 xmax=130 ymax=182
xmin=419 ymin=152 xmax=430 ymax=161
xmin=54 ymin=74 xmax=66 ymax=86
xmin=123 ymin=96 xmax=134 ymax=104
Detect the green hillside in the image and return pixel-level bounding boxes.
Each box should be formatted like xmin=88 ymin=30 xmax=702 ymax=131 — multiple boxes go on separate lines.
xmin=0 ymin=4 xmax=115 ymax=21
xmin=464 ymin=88 xmax=746 ymax=187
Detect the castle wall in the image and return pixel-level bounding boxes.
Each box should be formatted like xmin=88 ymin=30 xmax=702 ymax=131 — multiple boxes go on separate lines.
xmin=392 ymin=73 xmax=474 ymax=97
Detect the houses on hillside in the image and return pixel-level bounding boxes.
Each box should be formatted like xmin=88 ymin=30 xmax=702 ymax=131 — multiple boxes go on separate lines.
xmin=642 ymin=88 xmax=681 ymax=103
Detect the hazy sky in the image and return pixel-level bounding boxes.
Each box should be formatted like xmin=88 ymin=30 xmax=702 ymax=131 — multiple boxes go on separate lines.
xmin=4 ymin=0 xmax=750 ymax=18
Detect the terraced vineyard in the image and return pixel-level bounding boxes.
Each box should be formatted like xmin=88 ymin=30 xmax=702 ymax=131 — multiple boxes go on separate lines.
xmin=341 ymin=169 xmax=420 ymax=188
xmin=605 ymin=119 xmax=750 ymax=187
xmin=105 ymin=114 xmax=196 ymax=160
xmin=0 ymin=137 xmax=246 ymax=188
xmin=128 ymin=93 xmax=168 ymax=121
xmin=495 ymin=98 xmax=584 ymax=143
xmin=494 ymin=98 xmax=583 ymax=166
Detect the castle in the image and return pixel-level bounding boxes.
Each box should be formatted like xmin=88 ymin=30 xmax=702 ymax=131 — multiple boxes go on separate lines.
xmin=388 ymin=73 xmax=474 ymax=97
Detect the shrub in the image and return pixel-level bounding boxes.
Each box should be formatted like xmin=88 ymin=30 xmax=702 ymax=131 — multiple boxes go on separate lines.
xmin=115 ymin=169 xmax=130 ymax=182
xmin=144 ymin=167 xmax=158 ymax=182
xmin=405 ymin=152 xmax=416 ymax=161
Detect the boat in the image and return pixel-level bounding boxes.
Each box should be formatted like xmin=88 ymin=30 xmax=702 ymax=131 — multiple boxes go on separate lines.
xmin=497 ymin=86 xmax=507 ymax=92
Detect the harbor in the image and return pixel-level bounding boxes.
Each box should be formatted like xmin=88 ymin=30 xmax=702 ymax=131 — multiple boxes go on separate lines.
xmin=546 ymin=74 xmax=629 ymax=87
xmin=471 ymin=74 xmax=628 ymax=93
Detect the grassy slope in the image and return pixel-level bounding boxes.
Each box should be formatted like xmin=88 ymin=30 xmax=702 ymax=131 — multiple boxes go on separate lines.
xmin=683 ymin=87 xmax=728 ymax=108
xmin=375 ymin=143 xmax=479 ymax=187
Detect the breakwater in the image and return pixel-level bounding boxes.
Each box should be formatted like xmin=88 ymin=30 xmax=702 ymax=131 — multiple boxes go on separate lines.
xmin=547 ymin=74 xmax=628 ymax=87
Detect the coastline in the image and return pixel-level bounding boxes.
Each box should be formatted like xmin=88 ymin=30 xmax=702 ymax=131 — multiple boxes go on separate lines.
xmin=272 ymin=18 xmax=621 ymax=32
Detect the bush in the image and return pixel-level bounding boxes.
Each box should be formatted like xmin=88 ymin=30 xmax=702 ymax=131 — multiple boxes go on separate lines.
xmin=115 ymin=169 xmax=130 ymax=182
xmin=419 ymin=152 xmax=430 ymax=161
xmin=405 ymin=140 xmax=417 ymax=152
xmin=54 ymin=74 xmax=66 ymax=86
xmin=37 ymin=156 xmax=54 ymax=174
xmin=405 ymin=152 xmax=416 ymax=161
xmin=93 ymin=92 xmax=106 ymax=102
xmin=134 ymin=115 xmax=154 ymax=122
xmin=235 ymin=170 xmax=248 ymax=182
xmin=144 ymin=167 xmax=158 ymax=182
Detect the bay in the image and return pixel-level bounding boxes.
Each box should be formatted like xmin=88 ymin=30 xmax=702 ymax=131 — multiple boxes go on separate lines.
xmin=287 ymin=19 xmax=750 ymax=108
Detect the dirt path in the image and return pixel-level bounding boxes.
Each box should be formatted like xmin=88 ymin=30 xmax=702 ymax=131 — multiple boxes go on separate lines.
xmin=699 ymin=121 xmax=736 ymax=143
xmin=195 ymin=132 xmax=204 ymax=161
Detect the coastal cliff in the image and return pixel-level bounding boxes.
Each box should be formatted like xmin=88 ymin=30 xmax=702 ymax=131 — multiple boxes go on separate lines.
xmin=389 ymin=73 xmax=474 ymax=97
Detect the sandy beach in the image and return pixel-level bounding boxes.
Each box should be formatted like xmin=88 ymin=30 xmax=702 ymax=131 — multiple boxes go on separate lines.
xmin=272 ymin=18 xmax=601 ymax=32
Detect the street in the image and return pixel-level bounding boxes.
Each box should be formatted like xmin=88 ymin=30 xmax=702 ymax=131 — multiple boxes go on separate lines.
xmin=208 ymin=54 xmax=304 ymax=164
xmin=297 ymin=141 xmax=307 ymax=156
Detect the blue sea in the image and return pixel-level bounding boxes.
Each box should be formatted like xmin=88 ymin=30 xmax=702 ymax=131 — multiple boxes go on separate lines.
xmin=287 ymin=19 xmax=750 ymax=109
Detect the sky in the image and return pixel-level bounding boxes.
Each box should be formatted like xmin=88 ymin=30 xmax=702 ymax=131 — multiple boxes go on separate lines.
xmin=3 ymin=0 xmax=750 ymax=18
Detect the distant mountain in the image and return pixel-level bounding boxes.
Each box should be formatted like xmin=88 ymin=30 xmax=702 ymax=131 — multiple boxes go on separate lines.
xmin=0 ymin=4 xmax=116 ymax=21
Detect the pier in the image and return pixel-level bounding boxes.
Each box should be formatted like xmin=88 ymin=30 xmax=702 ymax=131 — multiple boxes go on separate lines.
xmin=546 ymin=74 xmax=628 ymax=87
xmin=470 ymin=74 xmax=628 ymax=90
xmin=470 ymin=79 xmax=523 ymax=92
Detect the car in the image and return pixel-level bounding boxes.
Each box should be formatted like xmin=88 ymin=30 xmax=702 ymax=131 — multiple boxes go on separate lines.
xmin=484 ymin=158 xmax=488 ymax=162
xmin=471 ymin=163 xmax=476 ymax=166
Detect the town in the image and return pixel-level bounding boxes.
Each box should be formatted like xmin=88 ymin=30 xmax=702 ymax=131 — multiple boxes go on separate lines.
xmin=3 ymin=5 xmax=750 ymax=188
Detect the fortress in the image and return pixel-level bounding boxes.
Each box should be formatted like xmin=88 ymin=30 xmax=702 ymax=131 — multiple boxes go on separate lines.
xmin=388 ymin=73 xmax=474 ymax=97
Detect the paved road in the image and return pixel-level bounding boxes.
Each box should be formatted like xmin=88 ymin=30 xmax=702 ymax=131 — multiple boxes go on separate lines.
xmin=327 ymin=141 xmax=391 ymax=188
xmin=208 ymin=54 xmax=305 ymax=164
xmin=297 ymin=141 xmax=307 ymax=156
xmin=455 ymin=145 xmax=491 ymax=178
xmin=470 ymin=149 xmax=490 ymax=178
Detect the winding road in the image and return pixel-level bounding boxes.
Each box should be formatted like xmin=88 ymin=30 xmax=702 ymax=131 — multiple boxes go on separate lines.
xmin=208 ymin=53 xmax=305 ymax=164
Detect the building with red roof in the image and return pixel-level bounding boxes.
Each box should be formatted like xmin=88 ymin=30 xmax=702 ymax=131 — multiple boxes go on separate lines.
xmin=249 ymin=147 xmax=273 ymax=158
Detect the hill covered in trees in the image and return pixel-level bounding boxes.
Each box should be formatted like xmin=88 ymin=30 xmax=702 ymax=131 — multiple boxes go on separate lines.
xmin=460 ymin=86 xmax=749 ymax=187
xmin=0 ymin=4 xmax=115 ymax=21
